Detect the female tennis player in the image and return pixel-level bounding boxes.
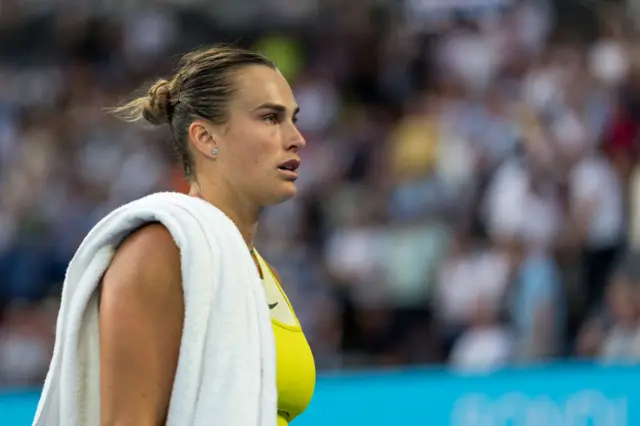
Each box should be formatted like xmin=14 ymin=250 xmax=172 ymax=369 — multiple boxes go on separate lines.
xmin=101 ymin=45 xmax=314 ymax=425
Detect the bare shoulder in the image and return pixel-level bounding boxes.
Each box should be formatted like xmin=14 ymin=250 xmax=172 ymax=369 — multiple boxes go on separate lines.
xmin=99 ymin=221 xmax=184 ymax=337
xmin=103 ymin=222 xmax=181 ymax=293
xmin=99 ymin=221 xmax=183 ymax=327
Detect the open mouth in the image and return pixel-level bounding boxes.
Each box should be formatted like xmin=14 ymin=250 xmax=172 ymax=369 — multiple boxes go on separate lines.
xmin=278 ymin=159 xmax=300 ymax=172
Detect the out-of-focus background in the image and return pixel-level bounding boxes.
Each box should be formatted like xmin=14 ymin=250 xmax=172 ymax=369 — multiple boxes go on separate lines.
xmin=2 ymin=0 xmax=640 ymax=424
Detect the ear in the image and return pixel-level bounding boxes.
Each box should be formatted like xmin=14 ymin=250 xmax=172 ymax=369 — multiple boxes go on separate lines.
xmin=188 ymin=119 xmax=219 ymax=158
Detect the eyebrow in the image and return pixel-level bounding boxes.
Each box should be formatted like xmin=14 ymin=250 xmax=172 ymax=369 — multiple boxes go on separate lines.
xmin=253 ymin=102 xmax=300 ymax=116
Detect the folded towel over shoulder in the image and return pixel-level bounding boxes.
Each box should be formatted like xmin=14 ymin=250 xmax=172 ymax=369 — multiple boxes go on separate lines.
xmin=33 ymin=192 xmax=277 ymax=426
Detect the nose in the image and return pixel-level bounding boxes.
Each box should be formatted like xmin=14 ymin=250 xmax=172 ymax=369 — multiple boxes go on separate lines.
xmin=285 ymin=122 xmax=306 ymax=152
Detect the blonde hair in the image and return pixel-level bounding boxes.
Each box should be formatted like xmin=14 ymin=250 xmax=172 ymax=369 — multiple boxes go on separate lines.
xmin=108 ymin=44 xmax=276 ymax=178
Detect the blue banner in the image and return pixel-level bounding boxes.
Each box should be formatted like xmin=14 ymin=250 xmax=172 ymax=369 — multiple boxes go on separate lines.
xmin=2 ymin=363 xmax=639 ymax=425
xmin=302 ymin=363 xmax=639 ymax=426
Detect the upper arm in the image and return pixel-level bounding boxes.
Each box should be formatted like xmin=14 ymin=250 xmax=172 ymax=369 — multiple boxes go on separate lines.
xmin=99 ymin=223 xmax=184 ymax=426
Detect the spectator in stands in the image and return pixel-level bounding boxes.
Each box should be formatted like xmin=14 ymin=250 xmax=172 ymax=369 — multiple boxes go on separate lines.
xmin=0 ymin=302 xmax=54 ymax=386
xmin=510 ymin=236 xmax=565 ymax=362
xmin=449 ymin=295 xmax=514 ymax=372
xmin=434 ymin=224 xmax=510 ymax=356
xmin=599 ymin=272 xmax=640 ymax=362
xmin=568 ymin=144 xmax=625 ymax=313
xmin=576 ymin=251 xmax=640 ymax=362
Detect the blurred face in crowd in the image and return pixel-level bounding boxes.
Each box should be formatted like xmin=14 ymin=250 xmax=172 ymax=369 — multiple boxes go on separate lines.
xmin=606 ymin=276 xmax=638 ymax=326
xmin=470 ymin=295 xmax=498 ymax=327
xmin=192 ymin=65 xmax=305 ymax=208
xmin=450 ymin=225 xmax=473 ymax=256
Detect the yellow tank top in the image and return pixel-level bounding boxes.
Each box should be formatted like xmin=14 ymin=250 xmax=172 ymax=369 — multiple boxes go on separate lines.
xmin=254 ymin=251 xmax=316 ymax=425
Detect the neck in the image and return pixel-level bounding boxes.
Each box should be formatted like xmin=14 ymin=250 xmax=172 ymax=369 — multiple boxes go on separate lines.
xmin=189 ymin=179 xmax=261 ymax=250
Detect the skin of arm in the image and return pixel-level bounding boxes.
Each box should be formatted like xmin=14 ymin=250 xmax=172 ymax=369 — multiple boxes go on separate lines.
xmin=99 ymin=223 xmax=184 ymax=426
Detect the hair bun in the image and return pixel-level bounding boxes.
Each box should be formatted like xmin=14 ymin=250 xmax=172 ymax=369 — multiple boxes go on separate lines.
xmin=143 ymin=79 xmax=173 ymax=125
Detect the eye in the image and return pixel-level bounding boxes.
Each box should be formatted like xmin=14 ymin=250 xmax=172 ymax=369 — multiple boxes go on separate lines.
xmin=262 ymin=114 xmax=279 ymax=125
xmin=292 ymin=115 xmax=299 ymax=124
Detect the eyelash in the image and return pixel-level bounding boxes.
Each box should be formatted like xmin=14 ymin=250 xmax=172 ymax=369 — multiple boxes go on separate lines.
xmin=263 ymin=114 xmax=279 ymax=124
xmin=262 ymin=114 xmax=299 ymax=125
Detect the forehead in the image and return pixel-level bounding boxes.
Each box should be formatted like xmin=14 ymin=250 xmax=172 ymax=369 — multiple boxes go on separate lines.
xmin=231 ymin=65 xmax=296 ymax=110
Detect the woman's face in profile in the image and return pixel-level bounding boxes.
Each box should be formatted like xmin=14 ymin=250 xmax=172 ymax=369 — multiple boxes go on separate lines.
xmin=213 ymin=65 xmax=306 ymax=207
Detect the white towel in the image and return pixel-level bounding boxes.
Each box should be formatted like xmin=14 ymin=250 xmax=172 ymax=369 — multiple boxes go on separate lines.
xmin=32 ymin=192 xmax=277 ymax=426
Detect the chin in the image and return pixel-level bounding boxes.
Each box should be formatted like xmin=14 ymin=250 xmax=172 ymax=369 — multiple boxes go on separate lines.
xmin=269 ymin=182 xmax=297 ymax=205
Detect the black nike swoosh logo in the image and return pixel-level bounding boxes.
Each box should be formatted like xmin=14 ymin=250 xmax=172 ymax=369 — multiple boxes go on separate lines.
xmin=268 ymin=302 xmax=278 ymax=309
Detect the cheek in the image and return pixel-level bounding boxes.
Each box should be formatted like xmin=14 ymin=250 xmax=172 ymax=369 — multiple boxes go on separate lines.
xmin=231 ymin=128 xmax=279 ymax=171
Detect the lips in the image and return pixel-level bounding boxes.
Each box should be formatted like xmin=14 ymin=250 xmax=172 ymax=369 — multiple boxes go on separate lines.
xmin=277 ymin=159 xmax=301 ymax=172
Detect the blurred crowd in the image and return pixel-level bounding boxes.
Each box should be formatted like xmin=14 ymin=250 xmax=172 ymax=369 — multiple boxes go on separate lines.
xmin=3 ymin=0 xmax=640 ymax=387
